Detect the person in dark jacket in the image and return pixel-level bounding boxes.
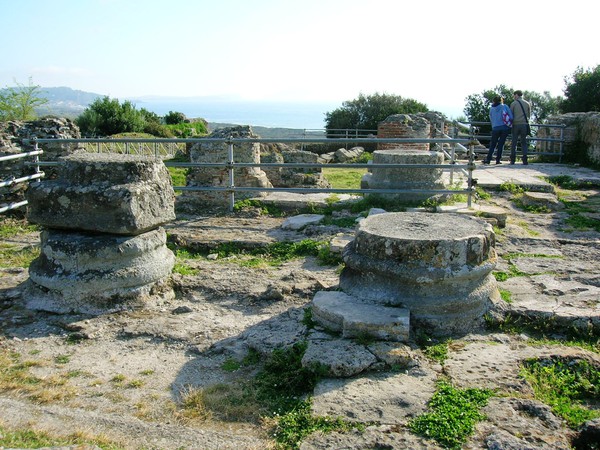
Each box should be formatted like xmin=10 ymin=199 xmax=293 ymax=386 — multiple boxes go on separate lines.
xmin=510 ymin=90 xmax=531 ymax=165
xmin=484 ymin=96 xmax=512 ymax=165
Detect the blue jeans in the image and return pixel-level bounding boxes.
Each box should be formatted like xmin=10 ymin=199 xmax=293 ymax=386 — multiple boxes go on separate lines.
xmin=511 ymin=123 xmax=529 ymax=164
xmin=485 ymin=126 xmax=510 ymax=163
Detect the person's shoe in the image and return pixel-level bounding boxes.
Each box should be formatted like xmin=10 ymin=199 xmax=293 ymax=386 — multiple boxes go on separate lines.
xmin=496 ymin=161 xmax=502 ymax=165
xmin=482 ymin=160 xmax=490 ymax=165
xmin=523 ymin=162 xmax=528 ymax=165
xmin=509 ymin=162 xmax=515 ymax=165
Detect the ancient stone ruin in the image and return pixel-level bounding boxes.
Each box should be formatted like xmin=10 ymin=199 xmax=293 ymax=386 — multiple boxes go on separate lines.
xmin=312 ymin=212 xmax=500 ymax=339
xmin=25 ymin=153 xmax=176 ymax=314
xmin=178 ymin=126 xmax=272 ymax=210
xmin=1 ymin=118 xmax=82 ymax=210
xmin=361 ymin=114 xmax=448 ymax=202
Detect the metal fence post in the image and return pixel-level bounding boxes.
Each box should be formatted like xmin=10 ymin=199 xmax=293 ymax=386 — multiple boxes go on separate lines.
xmin=227 ymin=138 xmax=235 ymax=212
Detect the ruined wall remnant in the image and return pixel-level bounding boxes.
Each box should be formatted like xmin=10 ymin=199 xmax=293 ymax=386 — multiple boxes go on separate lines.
xmin=1 ymin=118 xmax=83 ymax=210
xmin=178 ymin=126 xmax=272 ymax=210
xmin=377 ymin=114 xmax=431 ymax=151
xmin=25 ymin=153 xmax=176 ymax=314
xmin=261 ymin=144 xmax=330 ymax=189
xmin=537 ymin=112 xmax=600 ymax=165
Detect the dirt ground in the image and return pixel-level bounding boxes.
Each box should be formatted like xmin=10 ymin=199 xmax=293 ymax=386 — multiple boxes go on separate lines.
xmin=0 ymin=184 xmax=599 ymax=449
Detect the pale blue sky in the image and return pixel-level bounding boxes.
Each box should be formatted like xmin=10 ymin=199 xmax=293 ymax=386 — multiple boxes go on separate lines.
xmin=2 ymin=0 xmax=599 ymax=118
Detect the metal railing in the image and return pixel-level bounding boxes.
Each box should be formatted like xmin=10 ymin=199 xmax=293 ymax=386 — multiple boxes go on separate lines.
xmin=0 ymin=149 xmax=45 ymax=213
xmin=24 ymin=136 xmax=477 ymax=212
xmin=465 ymin=121 xmax=566 ymax=162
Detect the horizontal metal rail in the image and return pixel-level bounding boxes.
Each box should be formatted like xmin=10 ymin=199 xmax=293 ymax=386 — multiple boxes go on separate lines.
xmin=0 ymin=172 xmax=45 ymax=188
xmin=27 ymin=137 xmax=477 ymax=212
xmin=0 ymin=150 xmax=44 ymax=162
xmin=0 ymin=148 xmax=44 ymax=213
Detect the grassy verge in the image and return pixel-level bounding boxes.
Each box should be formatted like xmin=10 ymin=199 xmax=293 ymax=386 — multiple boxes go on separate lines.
xmin=520 ymin=356 xmax=600 ymax=428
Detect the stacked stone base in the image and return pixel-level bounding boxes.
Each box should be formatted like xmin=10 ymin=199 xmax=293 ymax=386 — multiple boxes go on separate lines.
xmin=311 ymin=212 xmax=501 ymax=340
xmin=26 ymin=153 xmax=176 ymax=314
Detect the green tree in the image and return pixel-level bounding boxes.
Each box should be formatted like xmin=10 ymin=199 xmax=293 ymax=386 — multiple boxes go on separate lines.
xmin=561 ymin=65 xmax=600 ymax=112
xmin=464 ymin=85 xmax=562 ymax=125
xmin=76 ymin=96 xmax=146 ymax=136
xmin=164 ymin=110 xmax=187 ymax=125
xmin=324 ymin=92 xmax=428 ymax=134
xmin=0 ymin=78 xmax=48 ymax=121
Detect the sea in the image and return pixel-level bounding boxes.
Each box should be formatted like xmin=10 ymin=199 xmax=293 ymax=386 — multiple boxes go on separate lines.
xmin=131 ymin=98 xmax=338 ymax=130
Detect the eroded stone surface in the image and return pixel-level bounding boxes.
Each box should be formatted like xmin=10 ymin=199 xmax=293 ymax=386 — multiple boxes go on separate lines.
xmin=339 ymin=212 xmax=500 ymax=336
xmin=26 ymin=153 xmax=175 ymax=235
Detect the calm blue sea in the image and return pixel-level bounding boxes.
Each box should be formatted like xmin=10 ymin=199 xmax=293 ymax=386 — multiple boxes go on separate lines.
xmin=132 ymin=99 xmax=337 ymax=130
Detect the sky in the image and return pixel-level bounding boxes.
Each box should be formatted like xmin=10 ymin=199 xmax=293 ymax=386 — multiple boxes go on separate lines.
xmin=2 ymin=0 xmax=599 ymax=120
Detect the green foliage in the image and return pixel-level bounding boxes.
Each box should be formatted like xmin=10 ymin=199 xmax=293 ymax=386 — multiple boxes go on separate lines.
xmin=76 ymin=96 xmax=145 ymax=136
xmin=463 ymin=84 xmax=562 ymax=125
xmin=561 ymin=65 xmax=600 ymax=113
xmin=423 ymin=341 xmax=450 ymax=364
xmin=166 ymin=121 xmax=207 ymax=137
xmin=498 ymin=182 xmax=525 ymax=195
xmin=409 ymin=381 xmax=493 ymax=449
xmin=273 ymin=400 xmax=363 ymax=449
xmin=0 ymin=78 xmax=48 ymax=121
xmin=520 ymin=357 xmax=600 ymax=428
xmin=164 ymin=110 xmax=187 ymax=125
xmin=75 ymin=96 xmax=176 ymax=137
xmin=324 ymin=92 xmax=428 ymax=134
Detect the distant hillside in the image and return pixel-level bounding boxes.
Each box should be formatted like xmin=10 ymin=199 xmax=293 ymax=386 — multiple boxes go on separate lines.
xmin=35 ymin=86 xmax=103 ymax=118
xmin=207 ymin=122 xmax=324 ymax=139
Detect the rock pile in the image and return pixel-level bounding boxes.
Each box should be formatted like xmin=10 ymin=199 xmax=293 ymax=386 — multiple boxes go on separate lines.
xmin=25 ymin=153 xmax=176 ymax=314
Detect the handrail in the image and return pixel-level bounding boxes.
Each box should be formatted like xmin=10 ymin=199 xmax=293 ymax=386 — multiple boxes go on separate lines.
xmin=0 ymin=147 xmax=44 ymax=213
xmin=27 ymin=136 xmax=477 ymax=212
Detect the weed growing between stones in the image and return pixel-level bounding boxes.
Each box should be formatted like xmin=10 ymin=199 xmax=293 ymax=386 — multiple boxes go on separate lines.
xmin=0 ymin=217 xmax=39 ymax=238
xmin=485 ymin=313 xmax=600 ymax=351
xmin=182 ymin=343 xmax=365 ymax=449
xmin=520 ymin=356 xmax=600 ymax=428
xmin=169 ymin=238 xmax=340 ymax=268
xmin=0 ymin=244 xmax=39 ymax=269
xmin=408 ymin=381 xmax=493 ymax=449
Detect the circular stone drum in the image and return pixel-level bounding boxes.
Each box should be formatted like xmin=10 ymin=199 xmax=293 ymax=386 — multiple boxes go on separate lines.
xmin=339 ymin=212 xmax=500 ymax=336
xmin=27 ymin=227 xmax=175 ymax=314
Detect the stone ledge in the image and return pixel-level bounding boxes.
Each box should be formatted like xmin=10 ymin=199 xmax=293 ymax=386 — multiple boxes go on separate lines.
xmin=312 ymin=291 xmax=410 ymax=342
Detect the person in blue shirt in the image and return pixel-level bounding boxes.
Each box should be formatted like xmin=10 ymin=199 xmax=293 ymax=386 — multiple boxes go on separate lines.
xmin=483 ymin=96 xmax=513 ymax=165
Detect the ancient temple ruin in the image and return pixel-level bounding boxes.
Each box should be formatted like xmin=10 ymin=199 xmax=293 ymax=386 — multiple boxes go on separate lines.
xmin=25 ymin=153 xmax=176 ymax=314
xmin=312 ymin=212 xmax=500 ymax=339
xmin=361 ymin=114 xmax=448 ymax=202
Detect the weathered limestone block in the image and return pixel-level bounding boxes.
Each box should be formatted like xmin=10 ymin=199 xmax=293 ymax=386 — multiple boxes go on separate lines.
xmin=312 ymin=291 xmax=410 ymax=342
xmin=361 ymin=150 xmax=445 ymax=202
xmin=339 ymin=212 xmax=500 ymax=336
xmin=26 ymin=153 xmax=175 ymax=235
xmin=27 ymin=228 xmax=175 ymax=314
xmin=261 ymin=146 xmax=330 ymax=188
xmin=180 ymin=126 xmax=272 ymax=208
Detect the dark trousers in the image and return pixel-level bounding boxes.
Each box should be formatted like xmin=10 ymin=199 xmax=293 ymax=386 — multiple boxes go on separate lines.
xmin=485 ymin=127 xmax=510 ymax=163
xmin=511 ymin=124 xmax=529 ymax=164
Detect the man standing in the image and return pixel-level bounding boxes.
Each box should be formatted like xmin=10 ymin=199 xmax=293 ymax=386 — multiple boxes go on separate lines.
xmin=510 ymin=90 xmax=531 ymax=165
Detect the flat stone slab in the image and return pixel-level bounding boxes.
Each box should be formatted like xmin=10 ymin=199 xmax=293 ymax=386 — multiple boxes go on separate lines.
xmin=281 ymin=214 xmax=324 ymax=230
xmin=521 ymin=191 xmax=564 ymax=210
xmin=437 ymin=203 xmax=508 ymax=227
xmin=302 ymin=339 xmax=378 ymax=377
xmin=312 ymin=291 xmax=410 ymax=342
xmin=26 ymin=153 xmax=175 ymax=235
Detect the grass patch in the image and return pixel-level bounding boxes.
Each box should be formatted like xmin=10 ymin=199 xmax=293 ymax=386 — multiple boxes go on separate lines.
xmin=408 ymin=381 xmax=493 ymax=449
xmin=0 ymin=424 xmax=123 ymax=450
xmin=499 ymin=181 xmax=525 ymax=195
xmin=520 ymin=356 xmax=600 ymax=428
xmin=0 ymin=244 xmax=40 ymax=269
xmin=322 ymin=167 xmax=367 ymax=189
xmin=423 ymin=341 xmax=450 ymax=364
xmin=0 ymin=218 xmax=39 ymax=238
xmin=179 ymin=343 xmax=363 ymax=449
xmin=499 ymin=289 xmax=512 ymax=303
xmin=0 ymin=349 xmax=76 ymax=403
